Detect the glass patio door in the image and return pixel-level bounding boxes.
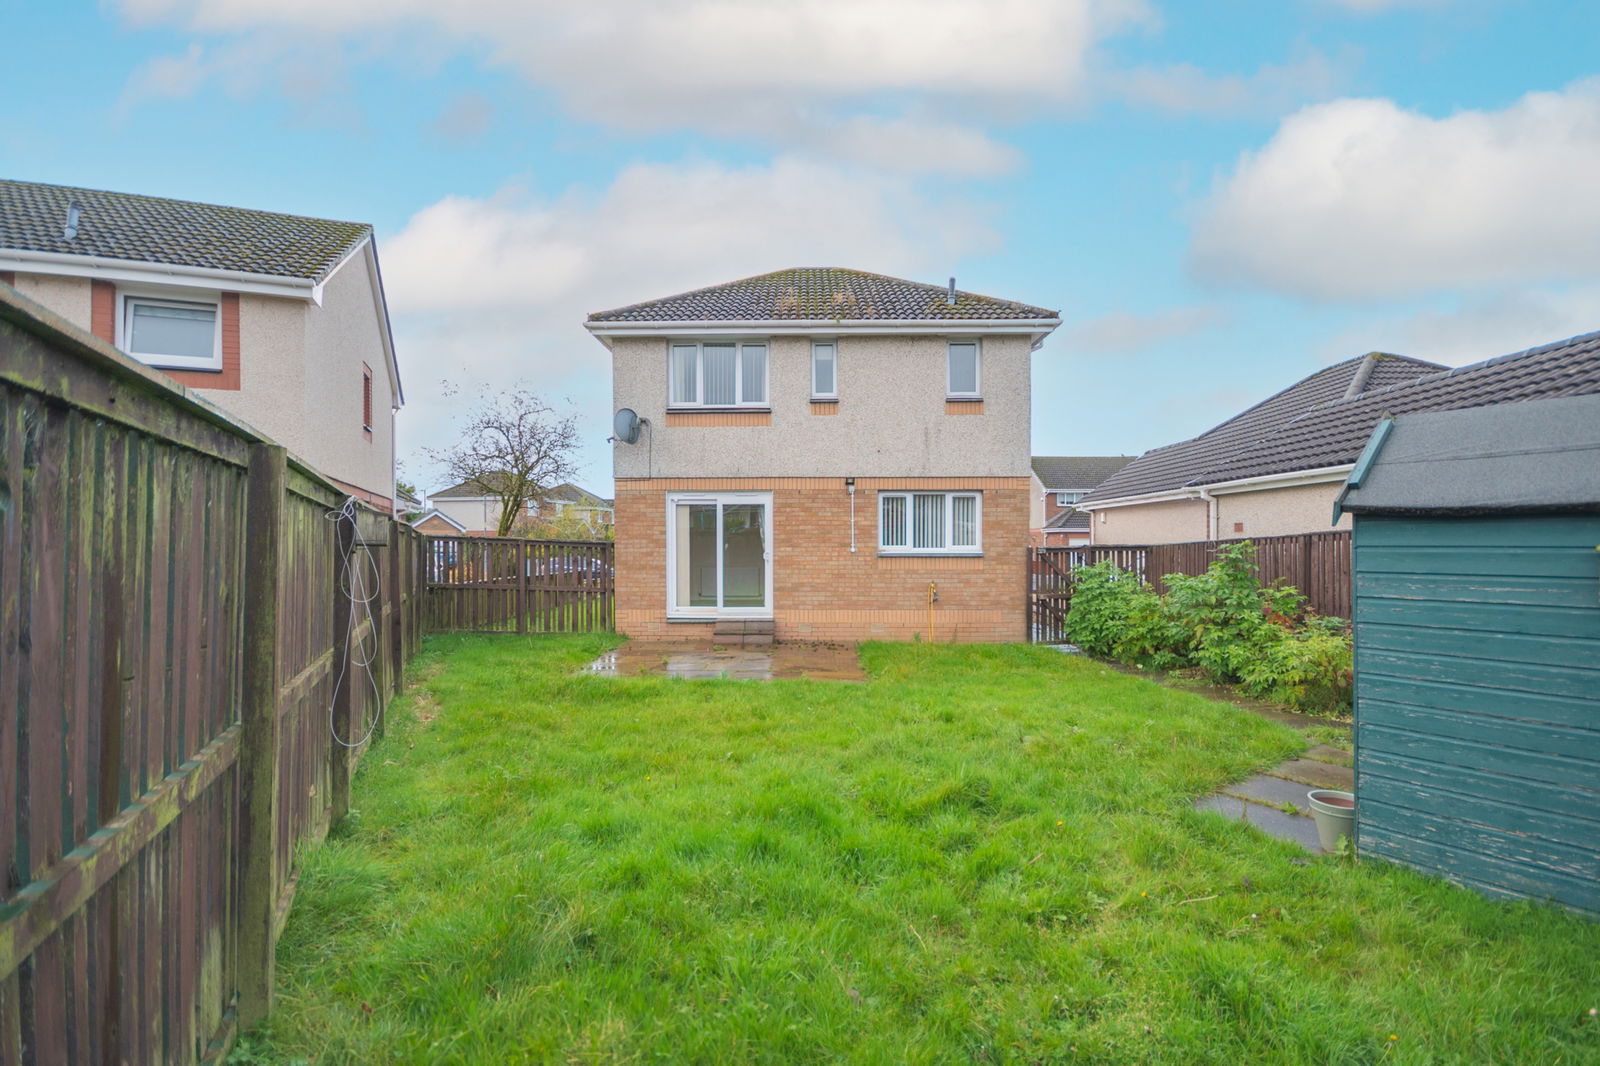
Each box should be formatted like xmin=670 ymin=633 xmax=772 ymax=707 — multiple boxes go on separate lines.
xmin=668 ymin=493 xmax=772 ymax=617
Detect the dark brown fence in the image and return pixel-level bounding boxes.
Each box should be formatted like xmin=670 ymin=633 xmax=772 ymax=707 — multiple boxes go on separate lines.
xmin=423 ymin=535 xmax=614 ymax=634
xmin=1030 ymin=530 xmax=1353 ymax=642
xmin=1 ymin=286 xmax=427 ymax=1064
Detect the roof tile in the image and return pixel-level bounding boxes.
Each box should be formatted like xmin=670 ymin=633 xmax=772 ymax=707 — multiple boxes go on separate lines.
xmin=588 ymin=268 xmax=1057 ymax=323
xmin=0 ymin=179 xmax=371 ymax=282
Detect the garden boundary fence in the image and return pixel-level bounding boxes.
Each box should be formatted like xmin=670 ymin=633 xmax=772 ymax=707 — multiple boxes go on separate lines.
xmin=422 ymin=535 xmax=614 ymax=634
xmin=1 ymin=286 xmax=428 ymax=1065
xmin=1030 ymin=530 xmax=1353 ymax=643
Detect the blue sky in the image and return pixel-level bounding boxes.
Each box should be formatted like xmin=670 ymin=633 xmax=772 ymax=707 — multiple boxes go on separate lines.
xmin=5 ymin=0 xmax=1598 ymax=493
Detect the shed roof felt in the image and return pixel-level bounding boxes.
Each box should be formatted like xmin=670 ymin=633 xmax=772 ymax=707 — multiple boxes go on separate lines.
xmin=0 ymin=178 xmax=371 ymax=281
xmin=1082 ymin=352 xmax=1446 ymax=503
xmin=1030 ymin=455 xmax=1134 ymax=492
xmin=588 ymin=268 xmax=1058 ymax=323
xmin=1338 ymin=393 xmax=1600 ymax=515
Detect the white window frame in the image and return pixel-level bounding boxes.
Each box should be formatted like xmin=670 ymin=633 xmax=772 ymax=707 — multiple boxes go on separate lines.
xmin=116 ymin=287 xmax=223 ymax=371
xmin=1056 ymin=491 xmax=1084 ymax=506
xmin=878 ymin=491 xmax=983 ymax=556
xmin=668 ymin=341 xmax=769 ymax=409
xmin=946 ymin=339 xmax=981 ymax=399
xmin=811 ymin=341 xmax=838 ymax=400
xmin=665 ymin=491 xmax=774 ymax=619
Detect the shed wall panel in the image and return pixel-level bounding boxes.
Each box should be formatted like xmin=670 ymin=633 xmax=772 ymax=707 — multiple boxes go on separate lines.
xmin=1353 ymin=512 xmax=1600 ymax=916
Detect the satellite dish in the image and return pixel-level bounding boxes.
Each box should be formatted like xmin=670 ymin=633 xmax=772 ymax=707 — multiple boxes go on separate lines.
xmin=612 ymin=408 xmax=644 ymax=445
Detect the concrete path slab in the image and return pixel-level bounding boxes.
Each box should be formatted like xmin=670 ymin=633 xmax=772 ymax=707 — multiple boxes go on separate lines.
xmin=1305 ymin=743 xmax=1351 ymax=764
xmin=1271 ymin=759 xmax=1354 ymax=791
xmin=1221 ymin=774 xmax=1318 ymax=810
xmin=1195 ymin=794 xmax=1322 ymax=851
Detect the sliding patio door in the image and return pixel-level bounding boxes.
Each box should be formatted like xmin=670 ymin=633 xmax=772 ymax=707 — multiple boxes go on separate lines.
xmin=667 ymin=493 xmax=772 ymax=618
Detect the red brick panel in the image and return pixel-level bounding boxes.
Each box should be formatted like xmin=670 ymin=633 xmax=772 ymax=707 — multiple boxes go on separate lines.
xmin=614 ymin=476 xmax=1031 ymax=643
xmin=90 ymin=280 xmax=116 ymax=343
xmin=0 ymin=271 xmax=14 ymax=287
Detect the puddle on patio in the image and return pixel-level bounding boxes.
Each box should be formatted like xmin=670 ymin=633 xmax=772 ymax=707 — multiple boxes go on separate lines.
xmin=582 ymin=642 xmax=866 ymax=682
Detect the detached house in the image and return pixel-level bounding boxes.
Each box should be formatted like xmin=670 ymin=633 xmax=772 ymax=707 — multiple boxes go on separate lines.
xmin=585 ymin=267 xmax=1060 ymax=643
xmin=0 ymin=179 xmax=402 ymax=510
xmin=1029 ymin=455 xmax=1134 ymax=546
xmin=1079 ymin=334 xmax=1600 ymax=544
xmin=422 ymin=477 xmax=614 ymax=536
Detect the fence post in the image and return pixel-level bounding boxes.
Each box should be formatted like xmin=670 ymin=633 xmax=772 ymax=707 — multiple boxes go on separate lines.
xmin=237 ymin=443 xmax=286 ymax=1028
xmin=329 ymin=505 xmax=356 ymax=825
xmin=389 ymin=520 xmax=405 ymax=700
xmin=517 ymin=541 xmax=529 ymax=634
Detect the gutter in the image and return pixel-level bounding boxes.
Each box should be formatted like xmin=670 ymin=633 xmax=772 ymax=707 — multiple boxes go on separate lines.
xmin=0 ymin=247 xmax=321 ymax=303
xmin=1079 ymin=464 xmax=1357 ymax=512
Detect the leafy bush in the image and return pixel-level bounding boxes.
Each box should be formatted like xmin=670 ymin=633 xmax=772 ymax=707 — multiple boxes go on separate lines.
xmin=1061 ymin=561 xmax=1179 ymax=666
xmin=1063 ymin=542 xmax=1352 ymax=716
xmin=1239 ymin=627 xmax=1354 ymax=716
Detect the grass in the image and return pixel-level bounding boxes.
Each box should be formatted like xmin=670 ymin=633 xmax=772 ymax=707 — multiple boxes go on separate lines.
xmin=239 ymin=635 xmax=1600 ymax=1065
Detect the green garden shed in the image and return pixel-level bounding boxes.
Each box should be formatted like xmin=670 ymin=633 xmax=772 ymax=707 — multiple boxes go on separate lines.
xmin=1334 ymin=393 xmax=1600 ymax=915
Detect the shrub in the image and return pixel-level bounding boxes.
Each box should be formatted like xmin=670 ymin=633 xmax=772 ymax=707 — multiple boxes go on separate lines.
xmin=1062 ymin=561 xmax=1179 ymax=666
xmin=1062 ymin=543 xmax=1353 ymax=716
xmin=1239 ymin=627 xmax=1353 ymax=716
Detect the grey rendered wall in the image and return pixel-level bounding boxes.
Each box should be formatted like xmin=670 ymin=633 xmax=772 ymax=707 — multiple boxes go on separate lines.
xmin=610 ymin=333 xmax=1033 ymax=478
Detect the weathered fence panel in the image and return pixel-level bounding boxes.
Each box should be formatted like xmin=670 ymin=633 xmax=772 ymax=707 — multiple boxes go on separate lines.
xmin=423 ymin=535 xmax=614 ymax=634
xmin=1031 ymin=530 xmax=1353 ymax=642
xmin=0 ymin=285 xmax=427 ymax=1062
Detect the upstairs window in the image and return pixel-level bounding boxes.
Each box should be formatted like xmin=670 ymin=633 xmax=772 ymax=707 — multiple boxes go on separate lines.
xmin=669 ymin=342 xmax=768 ymax=407
xmin=946 ymin=341 xmax=980 ymax=398
xmin=362 ymin=364 xmax=374 ymax=433
xmin=811 ymin=342 xmax=837 ymax=399
xmin=1056 ymin=491 xmax=1084 ymax=506
xmin=123 ymin=295 xmax=220 ymax=371
xmin=879 ymin=491 xmax=981 ymax=555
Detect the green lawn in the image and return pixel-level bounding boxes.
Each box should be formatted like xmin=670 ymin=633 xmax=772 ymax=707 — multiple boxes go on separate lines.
xmin=239 ymin=635 xmax=1600 ymax=1065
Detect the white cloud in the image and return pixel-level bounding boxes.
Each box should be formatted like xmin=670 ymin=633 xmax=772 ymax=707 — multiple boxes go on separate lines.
xmin=383 ymin=156 xmax=1000 ymax=486
xmin=115 ymin=0 xmax=1148 ymax=174
xmin=1061 ymin=305 xmax=1227 ymax=353
xmin=430 ymin=92 xmax=493 ymax=143
xmin=1318 ymin=285 xmax=1600 ymax=367
xmin=1190 ymin=80 xmax=1600 ymax=301
xmin=1321 ymin=0 xmax=1448 ymax=11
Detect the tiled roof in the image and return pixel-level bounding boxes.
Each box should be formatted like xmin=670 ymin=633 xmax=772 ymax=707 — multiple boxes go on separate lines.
xmin=433 ymin=476 xmax=612 ymax=507
xmin=1031 ymin=455 xmax=1134 ymax=492
xmin=588 ymin=268 xmax=1058 ymax=323
xmin=1086 ymin=335 xmax=1600 ymax=503
xmin=1082 ymin=352 xmax=1447 ymax=503
xmin=1044 ymin=509 xmax=1091 ymax=532
xmin=0 ymin=179 xmax=371 ymax=281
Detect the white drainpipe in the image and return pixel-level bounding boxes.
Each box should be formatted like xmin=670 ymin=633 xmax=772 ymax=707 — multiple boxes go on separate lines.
xmin=1195 ymin=487 xmax=1220 ymax=541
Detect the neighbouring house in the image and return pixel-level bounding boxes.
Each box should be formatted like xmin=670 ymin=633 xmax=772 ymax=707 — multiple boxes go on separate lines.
xmin=427 ymin=476 xmax=614 ymax=536
xmin=1333 ymin=394 xmax=1600 ymax=915
xmin=1029 ymin=455 xmax=1134 ymax=546
xmin=585 ymin=267 xmax=1060 ymax=643
xmin=1078 ymin=333 xmax=1600 ymax=544
xmin=411 ymin=508 xmax=468 ymax=536
xmin=0 ymin=179 xmax=402 ymax=511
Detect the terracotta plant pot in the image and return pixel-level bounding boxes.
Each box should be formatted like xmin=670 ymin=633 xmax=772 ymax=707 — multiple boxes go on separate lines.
xmin=1306 ymin=789 xmax=1356 ymax=853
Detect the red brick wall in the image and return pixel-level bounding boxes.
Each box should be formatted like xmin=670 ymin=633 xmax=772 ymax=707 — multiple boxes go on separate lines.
xmin=90 ymin=280 xmax=116 ymax=343
xmin=614 ymin=476 xmax=1032 ymax=643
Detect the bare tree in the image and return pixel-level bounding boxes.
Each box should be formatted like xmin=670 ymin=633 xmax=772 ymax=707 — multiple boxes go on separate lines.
xmin=424 ymin=385 xmax=580 ymax=537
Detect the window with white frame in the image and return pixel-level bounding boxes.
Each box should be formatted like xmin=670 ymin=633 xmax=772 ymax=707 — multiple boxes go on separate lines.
xmin=1056 ymin=491 xmax=1085 ymax=506
xmin=669 ymin=342 xmax=768 ymax=407
xmin=811 ymin=342 xmax=837 ymax=399
xmin=121 ymin=294 xmax=221 ymax=370
xmin=879 ymin=491 xmax=981 ymax=554
xmin=946 ymin=341 xmax=980 ymax=398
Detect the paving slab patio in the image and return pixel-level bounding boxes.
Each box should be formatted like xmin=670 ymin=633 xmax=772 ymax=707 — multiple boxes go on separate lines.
xmin=582 ymin=641 xmax=867 ymax=682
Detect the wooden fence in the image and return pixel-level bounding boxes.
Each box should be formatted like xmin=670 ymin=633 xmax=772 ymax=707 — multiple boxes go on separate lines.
xmin=1030 ymin=530 xmax=1353 ymax=643
xmin=1 ymin=286 xmax=427 ymax=1064
xmin=423 ymin=535 xmax=614 ymax=634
